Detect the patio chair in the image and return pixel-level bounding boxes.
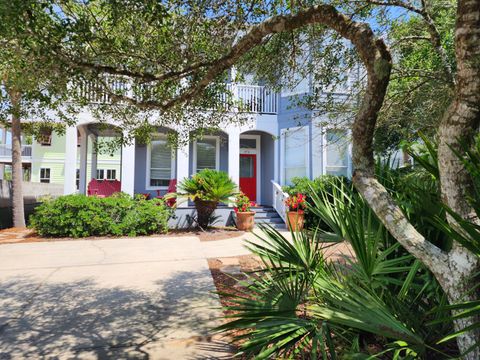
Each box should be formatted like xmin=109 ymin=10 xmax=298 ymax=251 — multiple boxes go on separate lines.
xmin=156 ymin=179 xmax=177 ymax=206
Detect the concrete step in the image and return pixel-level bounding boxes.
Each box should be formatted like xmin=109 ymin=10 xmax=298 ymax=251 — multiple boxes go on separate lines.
xmin=252 ymin=207 xmax=276 ymax=213
xmin=256 ymin=217 xmax=284 ymax=224
xmin=254 ymin=212 xmax=280 ymax=219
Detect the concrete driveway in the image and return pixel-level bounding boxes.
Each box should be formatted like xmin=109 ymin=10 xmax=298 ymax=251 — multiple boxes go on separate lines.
xmin=0 ymin=235 xmax=244 ymax=359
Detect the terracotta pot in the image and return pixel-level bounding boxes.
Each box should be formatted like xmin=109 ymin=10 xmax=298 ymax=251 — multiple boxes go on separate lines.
xmin=287 ymin=211 xmax=305 ymax=232
xmin=194 ymin=199 xmax=218 ymax=229
xmin=236 ymin=211 xmax=255 ymax=231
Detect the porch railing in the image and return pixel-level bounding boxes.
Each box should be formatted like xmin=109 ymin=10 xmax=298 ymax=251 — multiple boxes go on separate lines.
xmin=271 ymin=180 xmax=289 ymax=223
xmin=0 ymin=144 xmax=32 ymax=158
xmin=76 ymin=79 xmax=278 ymax=114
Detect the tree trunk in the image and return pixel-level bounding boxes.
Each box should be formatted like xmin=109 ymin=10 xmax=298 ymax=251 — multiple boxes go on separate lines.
xmin=351 ymin=0 xmax=480 ymax=357
xmin=10 ymin=90 xmax=25 ymax=228
xmin=435 ymin=1 xmax=480 ymax=356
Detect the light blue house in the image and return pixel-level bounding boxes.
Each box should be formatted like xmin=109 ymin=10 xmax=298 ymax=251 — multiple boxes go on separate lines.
xmin=53 ymin=69 xmax=355 ymax=227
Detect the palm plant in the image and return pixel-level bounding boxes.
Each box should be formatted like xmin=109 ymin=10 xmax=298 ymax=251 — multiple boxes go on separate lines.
xmin=177 ymin=169 xmax=237 ymax=229
xmin=216 ymin=176 xmax=455 ymax=358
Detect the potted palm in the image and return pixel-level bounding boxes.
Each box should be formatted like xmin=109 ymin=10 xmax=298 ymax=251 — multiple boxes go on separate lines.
xmin=177 ymin=169 xmax=237 ymax=229
xmin=285 ymin=193 xmax=306 ymax=231
xmin=234 ymin=193 xmax=256 ymax=231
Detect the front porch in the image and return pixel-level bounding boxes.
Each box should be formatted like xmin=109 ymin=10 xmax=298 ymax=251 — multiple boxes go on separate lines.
xmin=64 ymin=123 xmax=281 ymax=211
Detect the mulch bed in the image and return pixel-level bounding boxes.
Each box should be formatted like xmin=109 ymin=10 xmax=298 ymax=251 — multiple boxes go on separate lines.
xmin=0 ymin=226 xmax=245 ymax=245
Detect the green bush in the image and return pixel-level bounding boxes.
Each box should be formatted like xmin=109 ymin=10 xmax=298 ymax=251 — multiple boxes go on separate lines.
xmin=30 ymin=193 xmax=173 ymax=237
xmin=177 ymin=169 xmax=237 ymax=203
xmin=283 ymin=176 xmax=351 ymax=230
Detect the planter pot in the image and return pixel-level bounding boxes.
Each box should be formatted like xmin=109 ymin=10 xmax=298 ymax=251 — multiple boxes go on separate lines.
xmin=236 ymin=211 xmax=255 ymax=231
xmin=287 ymin=211 xmax=305 ymax=232
xmin=194 ymin=199 xmax=218 ymax=229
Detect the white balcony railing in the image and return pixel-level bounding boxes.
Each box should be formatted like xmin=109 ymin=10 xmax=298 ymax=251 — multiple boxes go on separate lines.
xmin=0 ymin=144 xmax=32 ymax=159
xmin=77 ymin=79 xmax=278 ymax=114
xmin=236 ymin=85 xmax=277 ymax=114
xmin=271 ymin=180 xmax=289 ymax=223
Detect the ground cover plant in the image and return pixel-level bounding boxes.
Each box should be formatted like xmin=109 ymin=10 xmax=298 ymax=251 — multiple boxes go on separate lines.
xmin=30 ymin=192 xmax=172 ymax=237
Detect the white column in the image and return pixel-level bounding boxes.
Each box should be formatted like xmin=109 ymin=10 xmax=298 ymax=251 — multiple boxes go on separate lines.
xmin=274 ymin=135 xmax=280 ymax=183
xmin=120 ymin=133 xmax=135 ymax=196
xmin=63 ymin=126 xmax=78 ymax=195
xmin=78 ymin=127 xmax=88 ymax=194
xmin=89 ymin=134 xmax=97 ymax=181
xmin=228 ymin=129 xmax=240 ymax=189
xmin=176 ymin=135 xmax=190 ymax=208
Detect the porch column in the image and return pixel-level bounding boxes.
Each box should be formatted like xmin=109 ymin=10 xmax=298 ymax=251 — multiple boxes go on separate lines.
xmin=78 ymin=126 xmax=88 ymax=194
xmin=274 ymin=136 xmax=280 ymax=183
xmin=120 ymin=133 xmax=135 ymax=196
xmin=63 ymin=126 xmax=78 ymax=195
xmin=176 ymin=135 xmax=189 ymax=208
xmin=89 ymin=133 xmax=97 ymax=181
xmin=228 ymin=129 xmax=240 ymax=189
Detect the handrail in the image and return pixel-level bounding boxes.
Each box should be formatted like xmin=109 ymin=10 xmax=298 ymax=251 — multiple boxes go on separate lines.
xmin=271 ymin=180 xmax=289 ymax=223
xmin=76 ymin=79 xmax=278 ymax=114
xmin=0 ymin=144 xmax=32 ymax=157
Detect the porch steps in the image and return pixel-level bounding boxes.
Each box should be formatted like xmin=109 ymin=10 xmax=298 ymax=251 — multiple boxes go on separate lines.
xmin=252 ymin=206 xmax=286 ymax=229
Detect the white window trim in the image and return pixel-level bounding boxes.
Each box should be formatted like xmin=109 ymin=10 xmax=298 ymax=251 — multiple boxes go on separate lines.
xmin=145 ymin=135 xmax=176 ymax=190
xmin=106 ymin=169 xmax=117 ymax=180
xmin=40 ymin=167 xmax=51 ymax=183
xmin=239 ymin=134 xmax=261 ymax=204
xmin=96 ymin=169 xmax=105 ymax=180
xmin=280 ymin=126 xmax=310 ymax=186
xmin=322 ymin=128 xmax=352 ymax=178
xmin=192 ymin=135 xmax=220 ymax=173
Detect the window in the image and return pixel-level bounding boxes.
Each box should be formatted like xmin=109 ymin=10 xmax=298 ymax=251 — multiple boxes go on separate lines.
xmin=195 ymin=137 xmax=218 ymax=172
xmin=148 ymin=136 xmax=173 ymax=188
xmin=325 ymin=129 xmax=349 ymax=176
xmin=240 ymin=138 xmax=256 ymax=149
xmin=283 ymin=127 xmax=308 ymax=185
xmin=96 ymin=169 xmax=105 ymax=180
xmin=76 ymin=169 xmax=80 ymax=190
xmin=40 ymin=168 xmax=50 ymax=183
xmin=37 ymin=130 xmax=52 ymax=146
xmin=106 ymin=169 xmax=116 ymax=180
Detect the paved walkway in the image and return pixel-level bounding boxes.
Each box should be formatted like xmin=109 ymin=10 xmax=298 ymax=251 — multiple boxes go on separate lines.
xmin=0 ymin=230 xmax=292 ymax=359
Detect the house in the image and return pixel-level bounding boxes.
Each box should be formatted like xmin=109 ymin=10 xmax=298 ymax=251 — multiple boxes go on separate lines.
xmin=0 ymin=127 xmax=121 ymax=186
xmin=1 ymin=68 xmax=356 ymax=227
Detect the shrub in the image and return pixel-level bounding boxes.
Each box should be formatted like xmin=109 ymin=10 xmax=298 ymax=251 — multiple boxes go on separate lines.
xmin=30 ymin=193 xmax=173 ymax=237
xmin=177 ymin=169 xmax=237 ymax=203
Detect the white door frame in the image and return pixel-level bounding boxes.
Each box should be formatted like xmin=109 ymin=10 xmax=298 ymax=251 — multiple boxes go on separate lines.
xmin=239 ymin=134 xmax=261 ymax=204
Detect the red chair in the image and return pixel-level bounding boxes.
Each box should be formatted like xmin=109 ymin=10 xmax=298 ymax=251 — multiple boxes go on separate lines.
xmin=156 ymin=179 xmax=177 ymax=206
xmin=87 ymin=179 xmax=121 ymax=197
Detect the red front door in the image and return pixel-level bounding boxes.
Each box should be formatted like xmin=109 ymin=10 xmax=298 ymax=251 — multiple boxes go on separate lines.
xmin=239 ymin=154 xmax=256 ymax=202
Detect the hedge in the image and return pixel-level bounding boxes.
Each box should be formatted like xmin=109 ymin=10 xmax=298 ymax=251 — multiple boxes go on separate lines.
xmin=30 ymin=193 xmax=173 ymax=237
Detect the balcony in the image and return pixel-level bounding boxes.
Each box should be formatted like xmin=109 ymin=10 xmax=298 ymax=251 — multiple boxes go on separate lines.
xmin=76 ymin=80 xmax=278 ymax=114
xmin=0 ymin=144 xmax=32 ymax=161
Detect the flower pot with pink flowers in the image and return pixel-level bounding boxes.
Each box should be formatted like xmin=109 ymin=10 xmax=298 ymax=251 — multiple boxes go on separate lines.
xmin=285 ymin=193 xmax=306 ymax=231
xmin=234 ymin=193 xmax=256 ymax=231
